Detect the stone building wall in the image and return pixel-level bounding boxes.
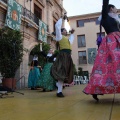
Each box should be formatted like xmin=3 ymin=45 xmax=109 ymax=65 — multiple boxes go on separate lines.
xmin=0 ymin=0 xmax=65 ymax=88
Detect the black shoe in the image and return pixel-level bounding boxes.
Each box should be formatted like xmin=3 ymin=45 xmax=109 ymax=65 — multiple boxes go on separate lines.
xmin=42 ymin=88 xmax=46 ymax=92
xmin=92 ymin=94 xmax=99 ymax=102
xmin=57 ymin=92 xmax=64 ymax=97
xmin=31 ymin=87 xmax=35 ymax=90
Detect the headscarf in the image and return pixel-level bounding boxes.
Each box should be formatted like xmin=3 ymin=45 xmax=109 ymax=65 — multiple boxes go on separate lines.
xmin=33 ymin=55 xmax=38 ymax=61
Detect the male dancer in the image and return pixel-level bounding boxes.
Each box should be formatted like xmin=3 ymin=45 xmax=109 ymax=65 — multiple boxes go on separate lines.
xmin=51 ymin=14 xmax=75 ymax=97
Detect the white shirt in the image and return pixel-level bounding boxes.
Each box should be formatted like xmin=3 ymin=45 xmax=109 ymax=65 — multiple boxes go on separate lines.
xmin=33 ymin=56 xmax=38 ymax=61
xmin=55 ymin=18 xmax=74 ymax=44
xmin=53 ymin=58 xmax=56 ymax=61
xmin=47 ymin=53 xmax=52 ymax=57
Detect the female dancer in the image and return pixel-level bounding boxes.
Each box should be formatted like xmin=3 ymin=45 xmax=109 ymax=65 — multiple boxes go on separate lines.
xmin=37 ymin=48 xmax=57 ymax=92
xmin=83 ymin=0 xmax=120 ymax=101
xmin=28 ymin=56 xmax=41 ymax=90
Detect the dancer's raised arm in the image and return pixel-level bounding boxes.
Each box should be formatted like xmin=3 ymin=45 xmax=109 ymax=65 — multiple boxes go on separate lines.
xmin=55 ymin=18 xmax=63 ymax=41
xmin=102 ymin=0 xmax=109 ymax=19
xmin=69 ymin=29 xmax=75 ymax=44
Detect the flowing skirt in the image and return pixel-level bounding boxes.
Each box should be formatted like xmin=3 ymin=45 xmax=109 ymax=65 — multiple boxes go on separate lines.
xmin=28 ymin=67 xmax=40 ymax=88
xmin=37 ymin=63 xmax=56 ymax=91
xmin=83 ymin=32 xmax=120 ymax=94
xmin=51 ymin=51 xmax=74 ymax=84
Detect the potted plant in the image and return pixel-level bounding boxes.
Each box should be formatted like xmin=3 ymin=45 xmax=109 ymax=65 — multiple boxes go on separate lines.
xmin=0 ymin=27 xmax=23 ymax=89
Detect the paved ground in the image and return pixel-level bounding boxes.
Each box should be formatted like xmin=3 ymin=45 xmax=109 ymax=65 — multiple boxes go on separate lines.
xmin=0 ymin=85 xmax=120 ymax=120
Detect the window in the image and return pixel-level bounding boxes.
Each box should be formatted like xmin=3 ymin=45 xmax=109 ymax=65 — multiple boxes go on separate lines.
xmin=34 ymin=4 xmax=42 ymax=20
xmin=78 ymin=51 xmax=87 ymax=64
xmin=53 ymin=21 xmax=56 ymax=32
xmin=89 ymin=18 xmax=95 ymax=22
xmin=77 ymin=35 xmax=86 ymax=47
xmin=77 ymin=20 xmax=84 ymax=27
xmin=97 ymin=32 xmax=105 ymax=38
xmin=77 ymin=17 xmax=101 ymax=26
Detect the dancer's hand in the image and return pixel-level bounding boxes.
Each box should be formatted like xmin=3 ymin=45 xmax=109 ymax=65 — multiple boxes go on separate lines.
xmin=61 ymin=13 xmax=67 ymax=20
xmin=69 ymin=29 xmax=75 ymax=34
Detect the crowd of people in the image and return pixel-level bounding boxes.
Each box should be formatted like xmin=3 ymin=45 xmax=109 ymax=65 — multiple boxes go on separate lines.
xmin=28 ymin=0 xmax=120 ymax=100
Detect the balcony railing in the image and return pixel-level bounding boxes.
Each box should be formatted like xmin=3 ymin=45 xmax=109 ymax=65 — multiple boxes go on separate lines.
xmin=1 ymin=0 xmax=7 ymax=4
xmin=1 ymin=0 xmax=39 ymax=25
xmin=22 ymin=7 xmax=39 ymax=25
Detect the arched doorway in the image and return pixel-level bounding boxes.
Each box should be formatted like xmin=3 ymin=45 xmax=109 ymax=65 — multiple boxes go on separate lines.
xmin=29 ymin=43 xmax=50 ymax=69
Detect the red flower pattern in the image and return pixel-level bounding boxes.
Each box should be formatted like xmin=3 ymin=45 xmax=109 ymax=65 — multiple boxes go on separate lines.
xmin=84 ymin=32 xmax=120 ymax=94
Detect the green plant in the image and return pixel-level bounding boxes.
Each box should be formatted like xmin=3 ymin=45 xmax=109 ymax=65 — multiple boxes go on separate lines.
xmin=83 ymin=71 xmax=89 ymax=79
xmin=54 ymin=49 xmax=59 ymax=54
xmin=30 ymin=43 xmax=50 ymax=67
xmin=73 ymin=64 xmax=77 ymax=75
xmin=78 ymin=67 xmax=83 ymax=76
xmin=0 ymin=27 xmax=23 ymax=78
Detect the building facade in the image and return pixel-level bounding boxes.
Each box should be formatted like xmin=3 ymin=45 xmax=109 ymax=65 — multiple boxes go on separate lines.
xmin=69 ymin=11 xmax=120 ymax=77
xmin=0 ymin=0 xmax=65 ymax=88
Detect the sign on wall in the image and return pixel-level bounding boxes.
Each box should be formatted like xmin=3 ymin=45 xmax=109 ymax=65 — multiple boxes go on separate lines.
xmin=88 ymin=48 xmax=97 ymax=64
xmin=38 ymin=20 xmax=47 ymax=42
xmin=5 ymin=0 xmax=22 ymax=30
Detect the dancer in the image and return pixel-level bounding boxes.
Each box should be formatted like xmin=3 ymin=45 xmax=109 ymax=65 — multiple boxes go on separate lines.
xmin=28 ymin=55 xmax=41 ymax=90
xmin=51 ymin=14 xmax=75 ymax=97
xmin=83 ymin=0 xmax=120 ymax=101
xmin=37 ymin=48 xmax=57 ymax=92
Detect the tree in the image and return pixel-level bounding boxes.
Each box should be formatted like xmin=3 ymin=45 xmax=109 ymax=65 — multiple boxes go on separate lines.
xmin=78 ymin=67 xmax=83 ymax=76
xmin=30 ymin=43 xmax=50 ymax=67
xmin=0 ymin=27 xmax=23 ymax=78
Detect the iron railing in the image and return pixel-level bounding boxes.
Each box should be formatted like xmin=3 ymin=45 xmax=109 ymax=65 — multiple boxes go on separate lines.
xmin=22 ymin=7 xmax=39 ymax=25
xmin=1 ymin=0 xmax=7 ymax=4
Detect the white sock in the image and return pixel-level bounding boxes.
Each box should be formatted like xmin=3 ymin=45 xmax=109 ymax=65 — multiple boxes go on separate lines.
xmin=56 ymin=82 xmax=58 ymax=87
xmin=57 ymin=80 xmax=63 ymax=93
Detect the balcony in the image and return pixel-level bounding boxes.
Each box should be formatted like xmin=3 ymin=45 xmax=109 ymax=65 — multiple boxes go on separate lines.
xmin=1 ymin=0 xmax=39 ymax=25
xmin=22 ymin=7 xmax=39 ymax=25
xmin=22 ymin=8 xmax=49 ymax=32
xmin=1 ymin=0 xmax=49 ymax=32
xmin=1 ymin=0 xmax=7 ymax=4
